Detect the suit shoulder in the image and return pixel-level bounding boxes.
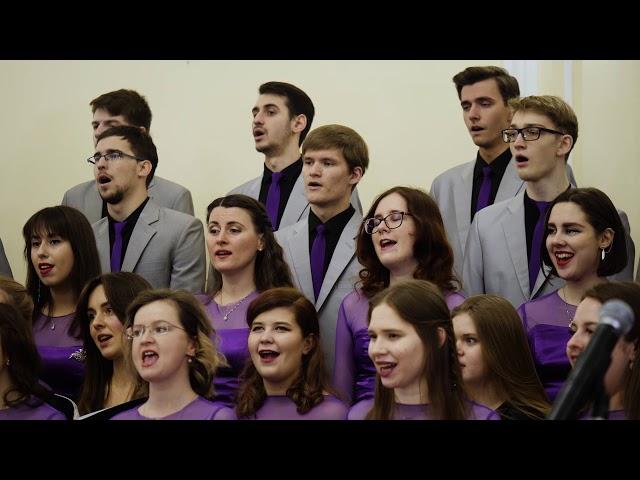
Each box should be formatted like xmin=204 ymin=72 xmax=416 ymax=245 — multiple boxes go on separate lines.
xmin=159 ymin=206 xmax=201 ymax=225
xmin=64 ymin=179 xmax=95 ymax=196
xmin=152 ymin=176 xmax=191 ymax=194
xmin=433 ymin=160 xmax=474 ymax=184
xmin=228 ymin=175 xmax=261 ymax=195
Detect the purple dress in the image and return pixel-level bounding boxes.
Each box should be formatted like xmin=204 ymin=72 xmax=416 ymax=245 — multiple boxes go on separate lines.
xmin=0 ymin=397 xmax=66 ymax=420
xmin=198 ymin=292 xmax=259 ymax=408
xmin=33 ymin=312 xmax=85 ymax=400
xmin=518 ymin=291 xmax=575 ymax=402
xmin=333 ymin=289 xmax=466 ymax=406
xmin=347 ymin=398 xmax=499 ymax=420
xmin=110 ymin=396 xmax=236 ymax=420
xmin=245 ymin=394 xmax=348 ymax=420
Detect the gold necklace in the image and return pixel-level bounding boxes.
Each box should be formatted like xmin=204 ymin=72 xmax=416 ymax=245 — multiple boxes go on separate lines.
xmin=219 ymin=292 xmax=253 ymax=322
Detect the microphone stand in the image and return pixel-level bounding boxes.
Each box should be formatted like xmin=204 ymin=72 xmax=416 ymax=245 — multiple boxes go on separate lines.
xmin=589 ymin=381 xmax=609 ymax=420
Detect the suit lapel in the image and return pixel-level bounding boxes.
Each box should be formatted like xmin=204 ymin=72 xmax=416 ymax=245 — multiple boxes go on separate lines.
xmin=454 ymin=163 xmax=474 ymax=253
xmin=315 ymin=212 xmax=360 ymax=310
xmin=280 ymin=174 xmax=309 ymax=226
xmin=94 ymin=218 xmax=111 ymax=273
xmin=121 ymin=202 xmax=159 ymax=272
xmin=495 ymin=158 xmax=525 ymax=202
xmin=286 ymin=221 xmax=315 ymax=301
xmin=501 ymin=194 xmax=530 ymax=301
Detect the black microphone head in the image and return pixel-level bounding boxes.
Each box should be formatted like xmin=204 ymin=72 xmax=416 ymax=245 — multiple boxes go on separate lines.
xmin=599 ymin=299 xmax=635 ymax=337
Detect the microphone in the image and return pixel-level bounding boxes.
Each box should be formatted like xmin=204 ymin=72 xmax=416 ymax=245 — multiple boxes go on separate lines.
xmin=548 ymin=299 xmax=635 ymax=420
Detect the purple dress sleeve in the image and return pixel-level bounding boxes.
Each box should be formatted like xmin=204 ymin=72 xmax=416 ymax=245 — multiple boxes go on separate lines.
xmin=444 ymin=290 xmax=466 ymax=311
xmin=520 ymin=291 xmax=575 ymax=402
xmin=347 ymin=399 xmax=374 ymax=420
xmin=332 ymin=291 xmax=376 ymax=406
xmin=0 ymin=398 xmax=67 ymax=420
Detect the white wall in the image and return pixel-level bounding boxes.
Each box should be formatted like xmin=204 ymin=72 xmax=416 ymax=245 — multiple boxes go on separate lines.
xmin=0 ymin=60 xmax=637 ymax=283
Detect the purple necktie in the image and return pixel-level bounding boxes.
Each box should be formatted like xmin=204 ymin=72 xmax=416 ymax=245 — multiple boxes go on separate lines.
xmin=110 ymin=220 xmax=127 ymax=273
xmin=310 ymin=224 xmax=326 ymax=300
xmin=475 ymin=166 xmax=493 ymax=213
xmin=265 ymin=171 xmax=283 ymax=230
xmin=528 ymin=201 xmax=551 ymax=294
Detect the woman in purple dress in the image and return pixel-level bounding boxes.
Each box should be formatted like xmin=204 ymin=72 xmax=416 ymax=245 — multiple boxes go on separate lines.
xmin=236 ymin=288 xmax=348 ymax=420
xmin=334 ymin=187 xmax=464 ymax=406
xmin=518 ymin=188 xmax=628 ymax=401
xmin=111 ymin=289 xmax=234 ymax=420
xmin=76 ymin=272 xmax=151 ymax=416
xmin=452 ymin=295 xmax=550 ymax=420
xmin=22 ymin=206 xmax=102 ymax=400
xmin=567 ymin=281 xmax=640 ymax=420
xmin=0 ymin=303 xmax=70 ymax=420
xmin=200 ymin=194 xmax=293 ymax=408
xmin=348 ymin=279 xmax=498 ymax=420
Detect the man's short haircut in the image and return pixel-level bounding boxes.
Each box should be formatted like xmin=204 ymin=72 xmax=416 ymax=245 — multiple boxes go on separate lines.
xmin=302 ymin=124 xmax=369 ymax=174
xmin=508 ymin=95 xmax=579 ymax=160
xmin=90 ymin=89 xmax=152 ymax=131
xmin=453 ymin=66 xmax=520 ymax=104
xmin=96 ymin=125 xmax=159 ymax=186
xmin=259 ymin=81 xmax=315 ymax=146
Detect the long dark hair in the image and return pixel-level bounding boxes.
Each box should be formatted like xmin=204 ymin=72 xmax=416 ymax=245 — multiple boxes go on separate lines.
xmin=236 ymin=288 xmax=331 ymax=418
xmin=365 ymin=279 xmax=468 ymax=420
xmin=76 ymin=273 xmax=152 ymax=415
xmin=357 ymin=186 xmax=459 ymax=299
xmin=0 ymin=303 xmax=53 ymax=408
xmin=205 ymin=194 xmax=293 ymax=296
xmin=452 ymin=295 xmax=550 ymax=419
xmin=542 ymin=188 xmax=627 ymax=278
xmin=22 ymin=206 xmax=101 ymax=338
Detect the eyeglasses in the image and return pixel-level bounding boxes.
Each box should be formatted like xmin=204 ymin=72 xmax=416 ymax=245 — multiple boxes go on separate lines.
xmin=87 ymin=150 xmax=144 ymax=165
xmin=501 ymin=127 xmax=565 ymax=143
xmin=363 ymin=211 xmax=412 ymax=234
xmin=126 ymin=321 xmax=187 ymax=340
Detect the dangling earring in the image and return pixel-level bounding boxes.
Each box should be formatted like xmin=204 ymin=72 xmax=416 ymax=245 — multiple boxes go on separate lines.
xmin=5 ymin=359 xmax=10 ymax=366
xmin=37 ymin=280 xmax=41 ymax=305
xmin=601 ymin=242 xmax=613 ymax=261
xmin=601 ymin=248 xmax=606 ymax=261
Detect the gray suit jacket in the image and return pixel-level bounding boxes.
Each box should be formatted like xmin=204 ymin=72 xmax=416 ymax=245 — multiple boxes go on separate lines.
xmin=431 ymin=158 xmax=577 ymax=279
xmin=92 ymin=201 xmax=206 ymax=293
xmin=275 ymin=211 xmax=362 ymax=373
xmin=0 ymin=237 xmax=12 ymax=279
xmin=229 ymin=173 xmax=363 ymax=227
xmin=63 ymin=176 xmax=194 ymax=224
xmin=462 ymin=191 xmax=636 ymax=308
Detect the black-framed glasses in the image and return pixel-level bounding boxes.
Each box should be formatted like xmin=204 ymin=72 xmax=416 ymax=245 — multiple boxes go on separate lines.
xmin=364 ymin=211 xmax=412 ymax=234
xmin=501 ymin=127 xmax=565 ymax=143
xmin=87 ymin=150 xmax=144 ymax=165
xmin=125 ymin=321 xmax=187 ymax=341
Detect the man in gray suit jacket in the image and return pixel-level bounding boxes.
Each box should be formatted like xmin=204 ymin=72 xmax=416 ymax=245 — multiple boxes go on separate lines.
xmin=62 ymin=89 xmax=194 ymax=224
xmin=276 ymin=125 xmax=369 ymax=373
xmin=431 ymin=67 xmax=521 ymax=279
xmin=0 ymin=237 xmax=12 ymax=279
xmin=229 ymin=81 xmax=362 ymax=229
xmin=90 ymin=126 xmax=205 ymax=293
xmin=463 ymin=95 xmax=635 ymax=308
xmin=431 ymin=66 xmax=578 ymax=280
